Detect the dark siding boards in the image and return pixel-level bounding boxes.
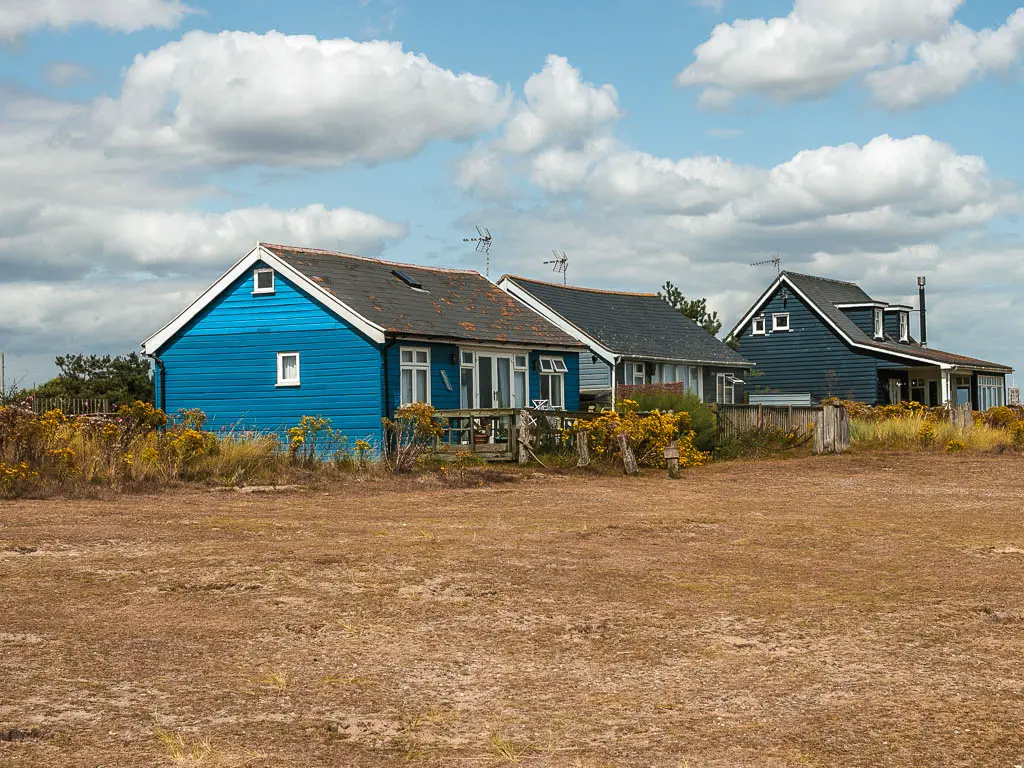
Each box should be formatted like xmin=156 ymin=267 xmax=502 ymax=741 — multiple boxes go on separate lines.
xmin=580 ymin=355 xmax=612 ymax=391
xmin=159 ymin=263 xmax=384 ymax=443
xmin=842 ymin=307 xmax=876 ymax=337
xmin=530 ymin=351 xmax=581 ymax=412
xmin=736 ymin=285 xmax=883 ymax=403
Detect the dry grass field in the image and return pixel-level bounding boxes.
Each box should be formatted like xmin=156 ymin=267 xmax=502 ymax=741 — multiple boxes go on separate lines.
xmin=2 ymin=452 xmax=1023 ymax=767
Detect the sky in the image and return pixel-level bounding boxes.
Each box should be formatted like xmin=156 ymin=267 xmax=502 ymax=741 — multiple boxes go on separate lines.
xmin=0 ymin=0 xmax=1023 ymax=387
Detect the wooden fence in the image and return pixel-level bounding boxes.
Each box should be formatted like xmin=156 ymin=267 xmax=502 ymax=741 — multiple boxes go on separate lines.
xmin=31 ymin=397 xmax=113 ymax=416
xmin=432 ymin=409 xmax=594 ymax=462
xmin=716 ymin=403 xmax=850 ymax=454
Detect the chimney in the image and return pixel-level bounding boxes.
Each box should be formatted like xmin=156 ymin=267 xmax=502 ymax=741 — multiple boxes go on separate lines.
xmin=917 ymin=276 xmax=927 ymax=347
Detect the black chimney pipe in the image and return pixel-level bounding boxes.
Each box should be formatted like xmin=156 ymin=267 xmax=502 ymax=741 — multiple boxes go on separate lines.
xmin=917 ymin=276 xmax=927 ymax=347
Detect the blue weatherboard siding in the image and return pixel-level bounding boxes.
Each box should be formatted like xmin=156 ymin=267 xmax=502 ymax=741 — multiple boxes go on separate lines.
xmin=841 ymin=307 xmax=877 ymax=337
xmin=384 ymin=341 xmax=461 ymax=415
xmin=157 ymin=261 xmax=384 ymax=444
xmin=580 ymin=354 xmax=612 ymax=391
xmin=736 ymin=286 xmax=884 ymax=402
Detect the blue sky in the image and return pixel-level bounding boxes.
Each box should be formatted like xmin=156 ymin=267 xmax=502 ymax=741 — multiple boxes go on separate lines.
xmin=0 ymin=0 xmax=1022 ymax=386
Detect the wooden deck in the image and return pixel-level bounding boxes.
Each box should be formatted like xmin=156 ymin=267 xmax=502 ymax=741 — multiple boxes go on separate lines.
xmin=431 ymin=409 xmax=596 ymax=462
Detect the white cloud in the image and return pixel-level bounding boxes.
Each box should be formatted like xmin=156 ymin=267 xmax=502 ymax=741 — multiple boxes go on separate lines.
xmin=454 ymin=144 xmax=510 ymax=199
xmin=501 ymin=55 xmax=620 ymax=155
xmin=676 ymin=0 xmax=1023 ymax=108
xmin=866 ymin=9 xmax=1024 ymax=109
xmin=0 ymin=0 xmax=192 ymax=39
xmin=42 ymin=61 xmax=91 ymax=88
xmin=92 ymin=30 xmax=512 ymax=168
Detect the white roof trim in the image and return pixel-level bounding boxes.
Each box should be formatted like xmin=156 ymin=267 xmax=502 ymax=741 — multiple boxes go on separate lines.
xmin=141 ymin=246 xmax=387 ymax=354
xmin=729 ymin=274 xmax=955 ymax=370
xmin=834 ymin=302 xmax=887 ymax=309
xmin=497 ymin=277 xmax=617 ymax=364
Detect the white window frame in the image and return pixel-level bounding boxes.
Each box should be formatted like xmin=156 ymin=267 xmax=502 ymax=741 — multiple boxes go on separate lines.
xmin=253 ymin=268 xmax=275 ymax=295
xmin=752 ymin=315 xmax=766 ymax=336
xmin=276 ymin=352 xmax=300 ymax=387
xmin=899 ymin=312 xmax=909 ymax=342
xmin=873 ymin=307 xmax=884 ymax=339
xmin=716 ymin=372 xmax=735 ymax=405
xmin=539 ymin=357 xmax=566 ymax=410
xmin=626 ymin=361 xmax=647 ymax=385
xmin=978 ymin=375 xmax=1005 ymax=411
xmin=772 ymin=313 xmax=790 ymax=332
xmin=399 ymin=346 xmax=431 ymax=405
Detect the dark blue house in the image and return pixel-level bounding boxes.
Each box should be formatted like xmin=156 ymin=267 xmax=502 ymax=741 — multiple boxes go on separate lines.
xmin=730 ymin=271 xmax=1013 ymax=409
xmin=141 ymin=243 xmax=583 ymax=447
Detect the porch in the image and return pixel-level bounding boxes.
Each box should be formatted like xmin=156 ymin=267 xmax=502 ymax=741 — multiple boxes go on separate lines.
xmin=430 ymin=408 xmax=592 ymax=462
xmin=878 ymin=367 xmax=1008 ymax=409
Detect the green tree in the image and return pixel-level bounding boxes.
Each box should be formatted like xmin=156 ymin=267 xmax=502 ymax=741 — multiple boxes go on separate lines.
xmin=34 ymin=353 xmax=153 ymax=406
xmin=658 ymin=280 xmax=723 ymax=336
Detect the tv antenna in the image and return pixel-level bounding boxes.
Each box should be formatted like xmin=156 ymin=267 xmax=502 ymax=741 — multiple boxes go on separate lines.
xmin=751 ymin=253 xmax=782 ymax=273
xmin=544 ymin=250 xmax=569 ymax=284
xmin=463 ymin=226 xmax=493 ymax=277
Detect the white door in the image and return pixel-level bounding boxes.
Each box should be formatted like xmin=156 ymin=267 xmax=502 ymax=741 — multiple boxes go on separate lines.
xmin=476 ymin=352 xmax=515 ymax=409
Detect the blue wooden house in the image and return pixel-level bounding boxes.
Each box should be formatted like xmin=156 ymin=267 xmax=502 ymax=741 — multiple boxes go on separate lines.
xmin=141 ymin=244 xmax=583 ymax=446
xmin=729 ymin=271 xmax=1013 ymax=408
xmin=498 ymin=275 xmax=750 ymax=406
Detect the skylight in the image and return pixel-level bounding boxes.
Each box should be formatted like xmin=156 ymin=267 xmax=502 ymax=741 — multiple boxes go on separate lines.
xmin=392 ymin=269 xmax=424 ymax=290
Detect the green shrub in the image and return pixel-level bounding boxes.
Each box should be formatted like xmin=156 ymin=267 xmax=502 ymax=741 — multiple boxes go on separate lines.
xmin=624 ymin=389 xmax=717 ymax=452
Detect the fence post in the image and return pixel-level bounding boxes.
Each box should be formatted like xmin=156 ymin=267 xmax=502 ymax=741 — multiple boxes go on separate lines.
xmin=618 ymin=432 xmax=638 ymax=476
xmin=517 ymin=410 xmax=530 ymax=464
xmin=664 ymin=440 xmax=680 ymax=480
xmin=576 ymin=429 xmax=591 ymax=468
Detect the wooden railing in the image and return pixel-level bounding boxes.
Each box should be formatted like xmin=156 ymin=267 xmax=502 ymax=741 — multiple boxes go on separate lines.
xmin=432 ymin=409 xmax=598 ymax=461
xmin=31 ymin=397 xmax=113 ymax=415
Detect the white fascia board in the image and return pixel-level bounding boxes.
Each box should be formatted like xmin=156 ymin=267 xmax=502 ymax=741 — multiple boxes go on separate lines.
xmin=497 ymin=278 xmax=617 ymax=364
xmin=729 ymin=275 xmax=784 ymax=338
xmin=730 ymin=275 xmax=956 ymax=370
xmin=882 ymin=305 xmax=914 ymax=312
xmin=142 ymin=246 xmax=386 ymax=355
xmin=834 ymin=302 xmax=887 ymax=309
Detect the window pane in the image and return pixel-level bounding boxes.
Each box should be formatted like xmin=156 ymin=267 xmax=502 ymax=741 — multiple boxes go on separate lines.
xmin=461 ymin=351 xmax=474 ymax=365
xmin=553 ymin=359 xmax=568 ymax=373
xmin=256 ymin=270 xmax=273 ymax=290
xmin=663 ymin=365 xmax=675 ymax=383
xmin=281 ymin=354 xmax=297 ymax=381
xmin=551 ymin=376 xmax=563 ymax=408
xmin=515 ymin=355 xmax=527 ymax=369
xmin=514 ymin=371 xmax=527 ymax=408
xmin=401 ymin=350 xmax=413 ymax=363
xmin=496 ymin=358 xmax=511 ymax=408
xmin=540 ymin=358 xmax=553 ymax=372
xmin=401 ymin=369 xmax=413 ymax=404
xmin=415 ymin=350 xmax=428 ymax=364
xmin=540 ymin=374 xmax=550 ymax=402
xmin=415 ymin=369 xmax=428 ymax=402
xmin=460 ymin=368 xmax=474 ymax=408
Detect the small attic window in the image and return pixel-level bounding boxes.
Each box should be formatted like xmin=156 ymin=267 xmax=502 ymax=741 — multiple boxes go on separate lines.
xmin=899 ymin=311 xmax=909 ymax=342
xmin=392 ymin=269 xmax=426 ymax=292
xmin=253 ymin=268 xmax=275 ymax=294
xmin=873 ymin=307 xmax=884 ymax=339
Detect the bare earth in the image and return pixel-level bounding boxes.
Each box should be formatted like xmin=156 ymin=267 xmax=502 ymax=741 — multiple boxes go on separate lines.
xmin=2 ymin=453 xmax=1023 ymax=768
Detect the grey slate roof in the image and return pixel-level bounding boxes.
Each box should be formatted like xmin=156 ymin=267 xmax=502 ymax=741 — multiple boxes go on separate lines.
xmin=783 ymin=271 xmax=1012 ymax=372
xmin=263 ymin=244 xmax=582 ymax=348
xmin=502 ymin=276 xmax=750 ymax=367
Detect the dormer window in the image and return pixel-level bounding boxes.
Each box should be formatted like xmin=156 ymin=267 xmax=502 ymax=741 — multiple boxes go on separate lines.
xmin=873 ymin=308 xmax=883 ymax=339
xmin=752 ymin=316 xmax=766 ymax=336
xmin=253 ymin=268 xmax=275 ymax=295
xmin=899 ymin=311 xmax=909 ymax=342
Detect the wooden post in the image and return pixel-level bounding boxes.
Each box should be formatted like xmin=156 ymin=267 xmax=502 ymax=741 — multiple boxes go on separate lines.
xmin=664 ymin=440 xmax=680 ymax=479
xmin=517 ymin=409 xmax=531 ymax=465
xmin=576 ymin=429 xmax=591 ymax=468
xmin=813 ymin=408 xmax=824 ymax=455
xmin=618 ymin=432 xmax=638 ymax=476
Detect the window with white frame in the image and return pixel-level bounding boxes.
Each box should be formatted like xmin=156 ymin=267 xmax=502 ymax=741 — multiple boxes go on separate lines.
xmin=400 ymin=347 xmax=430 ymax=405
xmin=716 ymin=372 xmax=735 ymax=404
xmin=772 ymin=313 xmax=790 ymax=332
xmin=659 ymin=363 xmax=676 ymax=383
xmin=277 ymin=352 xmax=300 ymax=386
xmin=978 ymin=375 xmax=1005 ymax=411
xmin=899 ymin=312 xmax=909 ymax=342
xmin=873 ymin=307 xmax=884 ymax=338
xmin=752 ymin=315 xmax=766 ymax=335
xmin=254 ymin=268 xmax=275 ymax=294
xmin=539 ymin=356 xmax=567 ymax=409
xmin=514 ymin=354 xmax=528 ymax=409
xmin=459 ymin=350 xmax=475 ymax=408
xmin=626 ymin=361 xmax=647 ymax=385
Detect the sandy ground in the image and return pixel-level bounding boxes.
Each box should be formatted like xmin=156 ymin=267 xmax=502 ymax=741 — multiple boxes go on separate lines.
xmin=1 ymin=452 xmax=1023 ymax=767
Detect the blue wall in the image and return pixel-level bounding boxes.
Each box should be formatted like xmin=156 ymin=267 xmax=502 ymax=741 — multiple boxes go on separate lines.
xmin=157 ymin=262 xmax=384 ymax=445
xmin=841 ymin=307 xmax=877 ymax=337
xmin=736 ymin=286 xmax=884 ymax=402
xmin=383 ymin=345 xmax=580 ymax=413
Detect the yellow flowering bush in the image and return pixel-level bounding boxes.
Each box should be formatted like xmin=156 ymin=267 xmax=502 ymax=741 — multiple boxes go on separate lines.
xmin=918 ymin=421 xmax=936 ymax=445
xmin=578 ymin=408 xmax=709 ymax=469
xmin=382 ymin=403 xmax=445 ymax=472
xmin=1011 ymin=421 xmax=1024 ymax=450
xmin=945 ymin=439 xmax=966 ymax=453
xmin=0 ymin=461 xmax=39 ymax=497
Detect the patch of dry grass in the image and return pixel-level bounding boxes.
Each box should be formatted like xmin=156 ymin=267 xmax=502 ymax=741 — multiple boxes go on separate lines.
xmin=2 ymin=453 xmax=1023 ymax=767
xmin=850 ymin=414 xmax=1011 ymax=451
